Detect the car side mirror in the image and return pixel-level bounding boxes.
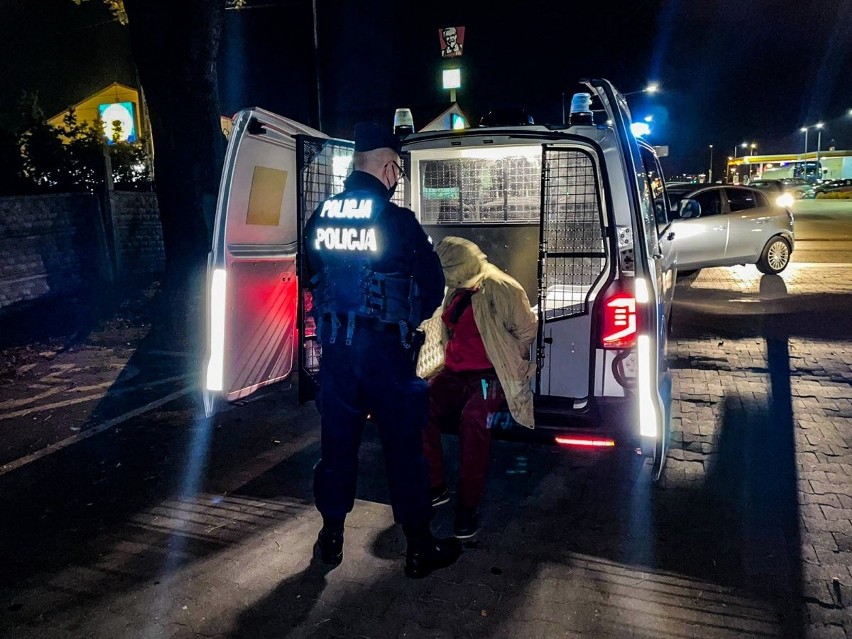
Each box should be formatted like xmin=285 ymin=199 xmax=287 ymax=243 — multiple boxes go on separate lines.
xmin=679 ymin=199 xmax=701 ymax=219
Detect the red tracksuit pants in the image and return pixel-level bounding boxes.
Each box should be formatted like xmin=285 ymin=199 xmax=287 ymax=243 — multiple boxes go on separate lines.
xmin=422 ymin=368 xmax=506 ymax=509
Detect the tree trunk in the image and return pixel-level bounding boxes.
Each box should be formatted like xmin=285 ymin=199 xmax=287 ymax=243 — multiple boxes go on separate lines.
xmin=123 ymin=0 xmax=226 ymax=348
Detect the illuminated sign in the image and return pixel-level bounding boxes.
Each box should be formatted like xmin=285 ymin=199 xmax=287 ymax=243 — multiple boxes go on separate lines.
xmin=98 ymin=102 xmax=137 ymax=143
xmin=443 ymin=69 xmax=461 ymax=90
xmin=438 ymin=26 xmax=465 ymax=58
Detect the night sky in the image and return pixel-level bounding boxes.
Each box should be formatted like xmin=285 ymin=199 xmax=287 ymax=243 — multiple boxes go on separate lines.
xmin=3 ymin=0 xmax=852 ymax=177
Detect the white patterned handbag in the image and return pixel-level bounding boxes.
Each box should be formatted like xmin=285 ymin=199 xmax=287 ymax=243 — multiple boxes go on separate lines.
xmin=416 ymin=315 xmax=445 ymax=380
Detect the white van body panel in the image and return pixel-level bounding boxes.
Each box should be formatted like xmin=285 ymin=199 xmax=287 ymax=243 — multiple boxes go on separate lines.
xmin=204 ymin=109 xmax=328 ymax=410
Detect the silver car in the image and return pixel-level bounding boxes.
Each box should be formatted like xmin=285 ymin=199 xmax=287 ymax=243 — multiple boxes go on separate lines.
xmin=667 ymin=185 xmax=794 ymax=274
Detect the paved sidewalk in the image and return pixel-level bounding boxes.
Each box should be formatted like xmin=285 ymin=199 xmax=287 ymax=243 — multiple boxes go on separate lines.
xmin=671 ymin=265 xmax=852 ymax=638
xmin=0 ymin=264 xmax=849 ymax=638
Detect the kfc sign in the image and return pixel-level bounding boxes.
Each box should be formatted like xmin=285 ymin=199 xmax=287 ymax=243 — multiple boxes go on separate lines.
xmin=438 ymin=26 xmax=465 ymax=58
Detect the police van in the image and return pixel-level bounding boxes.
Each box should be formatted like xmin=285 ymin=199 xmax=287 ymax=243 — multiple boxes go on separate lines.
xmin=203 ymin=78 xmax=676 ymax=479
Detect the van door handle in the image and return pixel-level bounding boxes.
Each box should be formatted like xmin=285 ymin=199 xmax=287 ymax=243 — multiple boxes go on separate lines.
xmin=666 ymin=231 xmax=675 ymax=241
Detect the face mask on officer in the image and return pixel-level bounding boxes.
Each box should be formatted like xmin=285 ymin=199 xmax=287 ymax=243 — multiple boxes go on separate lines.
xmin=383 ymin=157 xmax=404 ymax=198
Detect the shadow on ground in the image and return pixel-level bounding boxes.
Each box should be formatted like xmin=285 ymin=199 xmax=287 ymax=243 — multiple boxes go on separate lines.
xmin=1 ymin=272 xmax=842 ymax=636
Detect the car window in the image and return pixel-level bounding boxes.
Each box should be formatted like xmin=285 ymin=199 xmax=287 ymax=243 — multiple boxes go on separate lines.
xmin=692 ymin=189 xmax=722 ymax=217
xmin=667 ymin=190 xmax=690 ymax=215
xmin=748 ymin=181 xmax=780 ymax=192
xmin=725 ymin=188 xmax=758 ymax=212
xmin=639 ymin=146 xmax=669 ymax=232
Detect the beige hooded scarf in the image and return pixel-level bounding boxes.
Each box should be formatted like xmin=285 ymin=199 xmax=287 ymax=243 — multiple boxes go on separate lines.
xmin=425 ymin=236 xmax=537 ymax=428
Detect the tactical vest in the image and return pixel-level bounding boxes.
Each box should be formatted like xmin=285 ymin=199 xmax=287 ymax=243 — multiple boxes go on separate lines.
xmin=310 ymin=190 xmax=423 ymax=347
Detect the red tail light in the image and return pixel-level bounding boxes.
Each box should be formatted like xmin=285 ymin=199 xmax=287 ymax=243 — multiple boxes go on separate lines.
xmin=555 ymin=436 xmax=616 ymax=448
xmin=601 ymin=292 xmax=637 ymax=349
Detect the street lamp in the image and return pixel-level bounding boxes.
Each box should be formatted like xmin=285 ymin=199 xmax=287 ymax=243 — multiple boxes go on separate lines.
xmin=800 ymin=126 xmax=809 ymax=154
xmin=749 ymin=142 xmax=757 ymax=156
xmin=624 ymin=82 xmax=661 ymax=96
xmin=816 ymin=122 xmax=824 ymax=162
xmin=708 ymin=145 xmax=714 ymax=183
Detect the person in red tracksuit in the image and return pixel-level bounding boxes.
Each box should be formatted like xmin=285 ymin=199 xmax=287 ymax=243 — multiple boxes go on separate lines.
xmin=422 ymin=236 xmax=537 ymax=539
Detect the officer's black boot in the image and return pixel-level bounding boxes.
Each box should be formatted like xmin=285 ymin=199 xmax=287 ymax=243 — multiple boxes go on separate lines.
xmin=403 ymin=523 xmax=462 ymax=579
xmin=314 ymin=517 xmax=345 ymax=567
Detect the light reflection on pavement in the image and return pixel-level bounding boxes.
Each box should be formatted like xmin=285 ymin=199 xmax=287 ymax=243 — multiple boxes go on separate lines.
xmin=686 ymin=264 xmax=852 ymax=294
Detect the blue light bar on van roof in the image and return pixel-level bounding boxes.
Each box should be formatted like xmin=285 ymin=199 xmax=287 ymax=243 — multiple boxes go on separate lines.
xmin=630 ymin=122 xmax=651 ymax=138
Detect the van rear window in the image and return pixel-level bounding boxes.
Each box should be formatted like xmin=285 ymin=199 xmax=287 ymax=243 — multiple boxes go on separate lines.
xmin=419 ymin=155 xmax=541 ymax=223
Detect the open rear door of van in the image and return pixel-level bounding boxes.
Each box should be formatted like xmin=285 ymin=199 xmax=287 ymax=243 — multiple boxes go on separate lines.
xmin=203 ymin=109 xmax=328 ymax=416
xmin=586 ymin=78 xmax=672 ymax=479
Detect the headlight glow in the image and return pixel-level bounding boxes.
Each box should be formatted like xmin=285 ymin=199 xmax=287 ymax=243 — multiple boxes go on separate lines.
xmin=776 ymin=193 xmax=794 ymax=208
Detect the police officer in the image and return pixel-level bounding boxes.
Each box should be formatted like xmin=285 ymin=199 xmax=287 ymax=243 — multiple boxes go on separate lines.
xmin=303 ymin=122 xmax=462 ymax=578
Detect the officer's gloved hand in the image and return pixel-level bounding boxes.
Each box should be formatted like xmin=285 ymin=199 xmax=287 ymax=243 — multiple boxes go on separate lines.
xmin=408 ymin=328 xmax=426 ymax=362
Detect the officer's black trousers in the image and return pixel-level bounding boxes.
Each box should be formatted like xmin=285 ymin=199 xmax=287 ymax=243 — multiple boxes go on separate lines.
xmin=314 ymin=328 xmax=432 ymax=528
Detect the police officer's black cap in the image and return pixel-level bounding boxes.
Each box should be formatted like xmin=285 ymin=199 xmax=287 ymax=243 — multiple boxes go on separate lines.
xmin=354 ymin=122 xmax=401 ymax=153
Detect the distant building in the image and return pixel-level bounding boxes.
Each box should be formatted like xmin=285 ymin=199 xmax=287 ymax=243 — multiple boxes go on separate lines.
xmin=420 ymin=103 xmax=469 ymax=132
xmin=48 ymin=82 xmax=150 ymax=146
xmin=726 ymin=150 xmax=852 ymax=183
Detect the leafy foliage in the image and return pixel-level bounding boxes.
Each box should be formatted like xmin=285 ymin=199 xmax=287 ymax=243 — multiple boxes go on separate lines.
xmin=0 ymin=92 xmax=153 ymax=195
xmin=70 ymin=0 xmax=246 ymax=22
xmin=70 ymin=0 xmax=128 ymax=24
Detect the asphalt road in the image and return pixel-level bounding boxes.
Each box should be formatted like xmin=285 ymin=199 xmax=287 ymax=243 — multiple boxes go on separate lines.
xmin=791 ymin=199 xmax=852 ymax=263
xmin=0 ymin=207 xmax=850 ymax=637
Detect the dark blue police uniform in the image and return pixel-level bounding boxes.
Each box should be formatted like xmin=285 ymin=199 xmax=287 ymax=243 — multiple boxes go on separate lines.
xmin=303 ymin=162 xmax=444 ymax=532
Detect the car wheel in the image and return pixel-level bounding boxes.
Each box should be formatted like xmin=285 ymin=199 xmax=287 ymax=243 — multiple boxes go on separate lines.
xmin=756 ymin=237 xmax=791 ymax=274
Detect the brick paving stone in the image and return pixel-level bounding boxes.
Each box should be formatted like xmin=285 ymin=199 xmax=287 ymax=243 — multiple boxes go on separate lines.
xmin=669 ymin=265 xmax=852 ymax=639
xmin=3 ymin=264 xmax=852 ymax=638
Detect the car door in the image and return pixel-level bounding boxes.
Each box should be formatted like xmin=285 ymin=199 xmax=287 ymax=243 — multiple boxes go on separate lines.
xmin=671 ymin=188 xmax=727 ymax=269
xmin=635 ymin=143 xmax=675 ymax=480
xmin=724 ymin=187 xmax=773 ymax=262
xmin=203 ymin=108 xmax=331 ymax=416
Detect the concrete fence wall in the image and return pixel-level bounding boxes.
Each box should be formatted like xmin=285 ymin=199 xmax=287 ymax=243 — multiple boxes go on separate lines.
xmin=0 ymin=191 xmax=164 ymax=312
xmin=110 ymin=191 xmax=166 ymax=278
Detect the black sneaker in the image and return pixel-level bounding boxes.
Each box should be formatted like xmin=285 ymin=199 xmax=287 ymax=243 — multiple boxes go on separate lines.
xmin=453 ymin=507 xmax=479 ymax=539
xmin=313 ymin=525 xmax=344 ymax=566
xmin=430 ymin=482 xmax=450 ymax=507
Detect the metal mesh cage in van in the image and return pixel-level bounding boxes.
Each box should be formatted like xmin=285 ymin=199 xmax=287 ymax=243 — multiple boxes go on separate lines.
xmin=297 ymin=138 xmax=356 ymax=377
xmin=299 ymin=139 xmax=354 ymax=223
xmin=539 ymin=148 xmax=607 ymax=320
xmin=419 ymin=155 xmax=541 ymax=223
